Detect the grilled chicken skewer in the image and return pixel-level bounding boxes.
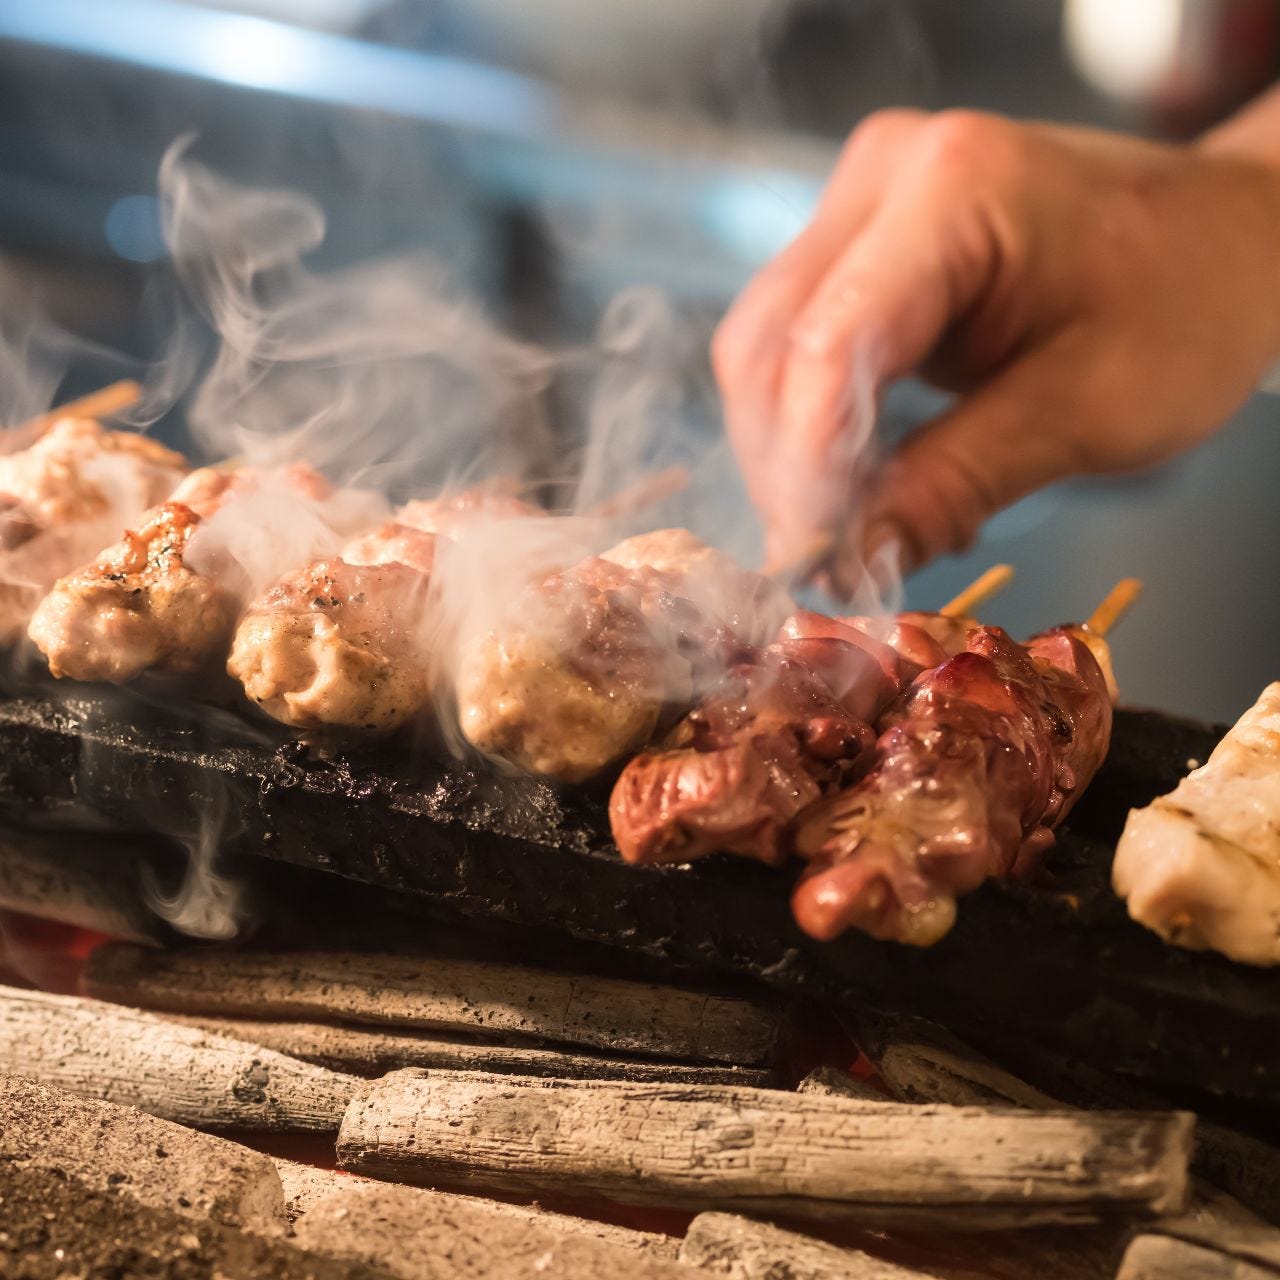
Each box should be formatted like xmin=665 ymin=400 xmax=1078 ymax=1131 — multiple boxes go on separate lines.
xmin=28 ymin=465 xmax=335 ymax=683
xmin=229 ymin=486 xmax=538 ymax=734
xmin=455 ymin=528 xmax=789 ymax=782
xmin=1113 ymin=681 xmax=1280 ymax=967
xmin=610 ymin=570 xmax=1014 ymax=868
xmin=0 ymin=413 xmax=186 ymax=646
xmin=790 ymin=618 xmax=1113 ymax=945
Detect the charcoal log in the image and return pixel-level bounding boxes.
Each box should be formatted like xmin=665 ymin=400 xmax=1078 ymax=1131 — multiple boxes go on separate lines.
xmin=679 ymin=1213 xmax=932 ymax=1278
xmin=0 ymin=984 xmax=358 ymax=1131
xmin=292 ymin=1180 xmax=685 ymax=1276
xmin=0 ymin=1073 xmax=286 ymax=1232
xmin=1118 ymin=1222 xmax=1280 ymax=1278
xmin=167 ymin=1012 xmax=775 ymax=1086
xmin=0 ymin=826 xmax=167 ymax=944
xmin=87 ymin=944 xmax=782 ymax=1066
xmin=337 ymin=1068 xmax=1193 ymax=1230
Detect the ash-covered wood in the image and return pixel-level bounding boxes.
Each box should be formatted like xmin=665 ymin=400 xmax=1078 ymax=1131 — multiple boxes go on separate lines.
xmin=0 ymin=1161 xmax=393 ymax=1280
xmin=0 ymin=1073 xmax=287 ymax=1232
xmin=1 ymin=680 xmax=1272 ymax=1101
xmin=856 ymin=1012 xmax=1265 ymax=1232
xmin=168 ymin=1012 xmax=775 ymax=1086
xmin=0 ymin=984 xmax=359 ymax=1131
xmin=797 ymin=1065 xmax=890 ymax=1102
xmin=0 ymin=825 xmax=169 ymax=944
xmin=1118 ymin=1223 xmax=1280 ymax=1278
xmin=945 ymin=1031 xmax=1280 ymax=1225
xmin=87 ymin=945 xmax=782 ymax=1066
xmin=291 ymin=1178 xmax=681 ymax=1267
xmin=853 ymin=1012 xmax=1056 ymax=1110
xmin=338 ymin=1068 xmax=1193 ymax=1229
xmin=679 ymin=1213 xmax=931 ymax=1278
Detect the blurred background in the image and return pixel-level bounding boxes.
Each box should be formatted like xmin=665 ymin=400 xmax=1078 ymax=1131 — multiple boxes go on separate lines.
xmin=0 ymin=0 xmax=1276 ymax=720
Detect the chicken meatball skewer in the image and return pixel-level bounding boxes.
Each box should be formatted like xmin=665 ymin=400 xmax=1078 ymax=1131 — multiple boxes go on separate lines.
xmin=28 ymin=465 xmax=335 ymax=683
xmin=229 ymin=486 xmax=538 ymax=735
xmin=455 ymin=529 xmax=791 ymax=783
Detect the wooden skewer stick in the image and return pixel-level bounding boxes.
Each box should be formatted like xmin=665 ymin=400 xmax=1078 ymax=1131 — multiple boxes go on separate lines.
xmin=22 ymin=379 xmax=142 ymax=433
xmin=764 ymin=530 xmax=837 ymax=587
xmin=1086 ymin=577 xmax=1143 ymax=637
xmin=940 ymin=564 xmax=1015 ymax=618
xmin=585 ymin=465 xmax=690 ymax=520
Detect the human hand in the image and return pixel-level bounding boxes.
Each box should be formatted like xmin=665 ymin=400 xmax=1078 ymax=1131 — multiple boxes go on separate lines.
xmin=713 ymin=108 xmax=1280 ymax=590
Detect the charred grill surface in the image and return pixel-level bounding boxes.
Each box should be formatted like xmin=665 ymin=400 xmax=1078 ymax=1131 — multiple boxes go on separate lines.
xmin=0 ymin=673 xmax=1271 ymax=1102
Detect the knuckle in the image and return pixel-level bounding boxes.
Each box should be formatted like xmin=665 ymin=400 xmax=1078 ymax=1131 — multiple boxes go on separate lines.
xmin=843 ymin=108 xmax=923 ymax=163
xmin=918 ymin=109 xmax=1022 ymax=176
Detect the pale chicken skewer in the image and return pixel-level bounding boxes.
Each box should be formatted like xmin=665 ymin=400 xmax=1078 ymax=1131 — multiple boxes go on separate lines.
xmin=28 ymin=465 xmax=334 ymax=683
xmin=1113 ymin=681 xmax=1280 ymax=967
xmin=229 ymin=487 xmax=538 ymax=734
xmin=0 ymin=400 xmax=186 ymax=647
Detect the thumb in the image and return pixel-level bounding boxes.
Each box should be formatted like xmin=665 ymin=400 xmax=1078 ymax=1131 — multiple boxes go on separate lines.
xmin=834 ymin=348 xmax=1090 ymax=583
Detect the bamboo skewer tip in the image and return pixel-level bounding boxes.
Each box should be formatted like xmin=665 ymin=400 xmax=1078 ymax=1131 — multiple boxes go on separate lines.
xmin=940 ymin=564 xmax=1015 ymax=619
xmin=1085 ymin=577 xmax=1143 ymax=638
xmin=20 ymin=379 xmax=143 ymax=435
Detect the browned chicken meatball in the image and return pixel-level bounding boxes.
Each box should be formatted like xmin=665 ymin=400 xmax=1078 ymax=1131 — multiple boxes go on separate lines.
xmin=227 ymin=484 xmax=539 ymax=736
xmin=27 ymin=502 xmax=235 ymax=682
xmin=456 ymin=530 xmax=788 ymax=782
xmin=26 ymin=464 xmax=333 ymax=683
xmin=0 ymin=418 xmax=186 ymax=644
xmin=228 ymin=553 xmax=433 ymax=734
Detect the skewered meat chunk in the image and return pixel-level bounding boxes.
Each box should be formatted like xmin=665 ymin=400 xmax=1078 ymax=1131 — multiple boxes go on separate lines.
xmin=1112 ymin=682 xmax=1280 ymax=966
xmin=229 ymin=553 xmax=433 ymax=734
xmin=610 ymin=643 xmax=876 ymax=865
xmin=0 ymin=419 xmax=186 ymax=644
xmin=456 ymin=531 xmax=785 ymax=782
xmin=609 ymin=609 xmax=962 ymax=868
xmin=228 ymin=487 xmax=529 ymax=735
xmin=27 ymin=502 xmax=234 ymax=682
xmin=27 ymin=465 xmax=331 ymax=684
xmin=790 ymin=624 xmax=1112 ymax=946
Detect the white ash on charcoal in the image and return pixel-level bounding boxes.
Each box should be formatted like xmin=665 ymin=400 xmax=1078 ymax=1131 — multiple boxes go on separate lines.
xmin=0 ymin=984 xmax=359 ymax=1131
xmin=168 ymin=1012 xmax=776 ymax=1086
xmin=337 ymin=1067 xmax=1193 ymax=1230
xmin=0 ymin=825 xmax=169 ymax=945
xmin=86 ymin=943 xmax=783 ymax=1065
xmin=679 ymin=1213 xmax=939 ymax=1279
xmin=281 ymin=1172 xmax=680 ymax=1264
xmin=0 ymin=1074 xmax=287 ymax=1233
xmin=291 ymin=1180 xmax=690 ymax=1279
xmin=1117 ymin=1220 xmax=1280 ymax=1278
xmin=0 ymin=1160 xmax=393 ymax=1280
xmin=853 ymin=1010 xmax=1270 ymax=1229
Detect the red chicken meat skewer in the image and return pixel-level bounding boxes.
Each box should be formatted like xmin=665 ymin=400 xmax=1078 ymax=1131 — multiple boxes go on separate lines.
xmin=789 ymin=587 xmax=1131 ymax=947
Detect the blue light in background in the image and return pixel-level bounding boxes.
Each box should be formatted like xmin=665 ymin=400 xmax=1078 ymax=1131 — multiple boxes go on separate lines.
xmin=104 ymin=194 xmax=166 ymax=263
xmin=0 ymin=0 xmax=560 ymax=140
xmin=698 ymin=171 xmax=819 ymax=267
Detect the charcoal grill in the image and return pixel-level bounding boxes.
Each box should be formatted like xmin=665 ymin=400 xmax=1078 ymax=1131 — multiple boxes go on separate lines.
xmin=0 ymin=665 xmax=1274 ymax=1106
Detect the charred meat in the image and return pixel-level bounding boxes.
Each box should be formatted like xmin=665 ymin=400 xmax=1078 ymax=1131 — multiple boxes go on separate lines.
xmin=790 ymin=624 xmax=1112 ymax=946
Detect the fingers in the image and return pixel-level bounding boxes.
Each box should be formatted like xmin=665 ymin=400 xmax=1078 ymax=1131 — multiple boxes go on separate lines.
xmin=842 ymin=342 xmax=1092 ymax=577
xmin=713 ymin=110 xmax=928 ymax=547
